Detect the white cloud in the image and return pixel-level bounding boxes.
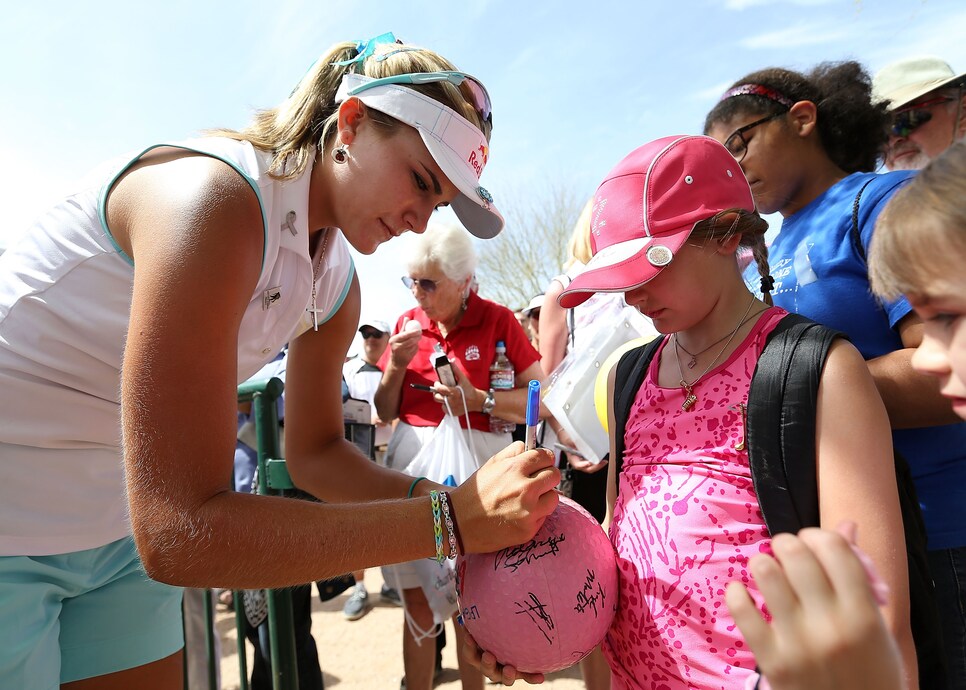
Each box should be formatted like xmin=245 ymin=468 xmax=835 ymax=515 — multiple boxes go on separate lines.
xmin=740 ymin=23 xmax=849 ymax=49
xmin=861 ymin=8 xmax=966 ymax=72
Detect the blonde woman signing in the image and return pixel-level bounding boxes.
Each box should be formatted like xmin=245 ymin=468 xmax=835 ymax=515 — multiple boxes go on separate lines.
xmin=0 ymin=34 xmax=559 ymax=690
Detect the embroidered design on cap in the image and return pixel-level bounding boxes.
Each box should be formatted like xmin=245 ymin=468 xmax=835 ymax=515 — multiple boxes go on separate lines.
xmin=646 ymin=245 xmax=673 ymax=267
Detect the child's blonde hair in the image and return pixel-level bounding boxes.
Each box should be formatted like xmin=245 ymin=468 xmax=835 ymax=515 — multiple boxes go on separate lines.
xmin=564 ymin=199 xmax=595 ymax=269
xmin=870 ymin=141 xmax=966 ymax=300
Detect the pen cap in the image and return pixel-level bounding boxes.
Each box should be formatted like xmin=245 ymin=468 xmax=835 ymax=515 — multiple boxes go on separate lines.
xmin=526 ymin=380 xmax=541 ymax=426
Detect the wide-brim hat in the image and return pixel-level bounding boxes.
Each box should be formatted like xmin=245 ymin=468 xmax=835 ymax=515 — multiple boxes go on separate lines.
xmin=559 ymin=135 xmax=754 ymax=309
xmin=873 ymin=56 xmax=966 ymax=111
xmin=336 ymin=73 xmax=503 ymax=239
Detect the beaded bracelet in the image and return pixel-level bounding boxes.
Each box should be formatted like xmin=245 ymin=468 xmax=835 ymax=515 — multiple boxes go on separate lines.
xmin=445 ymin=493 xmax=465 ymax=556
xmin=438 ymin=491 xmax=459 ymax=559
xmin=429 ymin=490 xmax=446 ymax=564
xmin=407 ymin=476 xmax=427 ymax=499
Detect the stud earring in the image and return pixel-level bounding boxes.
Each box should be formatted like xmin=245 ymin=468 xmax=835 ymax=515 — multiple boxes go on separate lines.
xmin=331 ymin=143 xmax=349 ymax=164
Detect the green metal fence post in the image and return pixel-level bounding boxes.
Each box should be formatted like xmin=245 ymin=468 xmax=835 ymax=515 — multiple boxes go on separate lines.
xmin=239 ymin=377 xmax=299 ymax=690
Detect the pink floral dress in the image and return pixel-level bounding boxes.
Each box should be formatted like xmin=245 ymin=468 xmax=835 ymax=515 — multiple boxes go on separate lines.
xmin=604 ymin=308 xmax=785 ymax=689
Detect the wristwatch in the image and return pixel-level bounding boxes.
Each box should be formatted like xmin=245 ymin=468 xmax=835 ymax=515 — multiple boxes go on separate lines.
xmin=481 ymin=388 xmax=496 ymax=415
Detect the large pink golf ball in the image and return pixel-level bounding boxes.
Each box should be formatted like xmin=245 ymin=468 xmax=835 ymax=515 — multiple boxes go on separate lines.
xmin=455 ymin=495 xmax=618 ymax=674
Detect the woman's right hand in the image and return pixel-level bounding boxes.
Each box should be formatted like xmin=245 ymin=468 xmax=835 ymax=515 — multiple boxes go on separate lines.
xmin=451 ymin=442 xmax=560 ymax=554
xmin=388 ymin=319 xmax=422 ymax=369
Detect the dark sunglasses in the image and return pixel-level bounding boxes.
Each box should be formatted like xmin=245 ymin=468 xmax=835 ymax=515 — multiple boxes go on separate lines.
xmin=360 ymin=330 xmax=385 ymax=340
xmin=723 ymin=111 xmax=786 ymax=163
xmin=891 ymin=96 xmax=954 ymax=137
xmin=401 ymin=276 xmax=439 ymax=293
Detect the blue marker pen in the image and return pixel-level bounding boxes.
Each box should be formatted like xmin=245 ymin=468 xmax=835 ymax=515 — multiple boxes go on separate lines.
xmin=525 ymin=379 xmax=541 ymax=450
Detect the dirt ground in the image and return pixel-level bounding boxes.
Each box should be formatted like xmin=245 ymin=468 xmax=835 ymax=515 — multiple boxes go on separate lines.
xmin=214 ymin=569 xmax=587 ymax=690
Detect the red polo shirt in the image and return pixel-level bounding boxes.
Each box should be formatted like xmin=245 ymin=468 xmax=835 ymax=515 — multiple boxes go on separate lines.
xmin=380 ymin=291 xmax=540 ymax=432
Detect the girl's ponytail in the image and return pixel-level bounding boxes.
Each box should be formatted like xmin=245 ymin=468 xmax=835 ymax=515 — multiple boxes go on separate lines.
xmin=750 ymin=236 xmax=775 ymax=306
xmin=692 ymin=209 xmax=774 ymax=305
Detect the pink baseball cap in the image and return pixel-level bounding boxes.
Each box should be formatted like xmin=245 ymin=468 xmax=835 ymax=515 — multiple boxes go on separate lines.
xmin=558 ymin=135 xmax=754 ymax=309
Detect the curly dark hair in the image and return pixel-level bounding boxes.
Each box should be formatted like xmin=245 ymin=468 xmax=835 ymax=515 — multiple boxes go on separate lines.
xmin=703 ymin=61 xmax=889 ymax=173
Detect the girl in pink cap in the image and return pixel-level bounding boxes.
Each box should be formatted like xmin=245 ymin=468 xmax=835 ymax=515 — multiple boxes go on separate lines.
xmin=554 ymin=135 xmax=915 ymax=690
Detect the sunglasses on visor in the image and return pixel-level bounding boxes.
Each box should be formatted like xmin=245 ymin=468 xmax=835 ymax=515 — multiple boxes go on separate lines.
xmin=891 ymin=96 xmax=955 ymax=137
xmin=345 ymin=71 xmax=493 ymax=128
xmin=401 ymin=276 xmax=439 ymax=293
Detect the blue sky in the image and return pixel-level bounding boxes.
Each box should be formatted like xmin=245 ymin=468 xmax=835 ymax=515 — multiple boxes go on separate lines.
xmin=3 ymin=0 xmax=965 ymax=353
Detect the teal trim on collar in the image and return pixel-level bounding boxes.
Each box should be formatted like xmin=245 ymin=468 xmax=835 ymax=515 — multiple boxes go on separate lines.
xmin=96 ymin=143 xmax=268 ymax=269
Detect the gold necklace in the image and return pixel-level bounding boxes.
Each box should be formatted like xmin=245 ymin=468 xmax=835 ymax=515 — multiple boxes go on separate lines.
xmin=306 ymin=229 xmax=332 ymax=332
xmin=673 ymin=294 xmax=758 ymax=411
xmin=675 ymin=306 xmax=766 ymax=369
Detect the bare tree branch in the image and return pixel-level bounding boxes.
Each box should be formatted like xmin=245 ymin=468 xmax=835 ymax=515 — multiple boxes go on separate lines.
xmin=475 ymin=182 xmax=586 ymax=311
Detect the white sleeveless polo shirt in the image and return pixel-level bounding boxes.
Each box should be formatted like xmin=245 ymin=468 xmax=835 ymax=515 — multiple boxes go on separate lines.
xmin=0 ymin=138 xmax=354 ymax=555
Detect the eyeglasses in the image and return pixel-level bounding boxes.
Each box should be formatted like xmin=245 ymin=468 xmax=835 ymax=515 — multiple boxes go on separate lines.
xmin=723 ymin=111 xmax=786 ymax=163
xmin=360 ymin=330 xmax=385 ymax=340
xmin=401 ymin=276 xmax=439 ymax=293
xmin=891 ymin=96 xmax=955 ymax=137
xmin=347 ymin=71 xmax=493 ymax=128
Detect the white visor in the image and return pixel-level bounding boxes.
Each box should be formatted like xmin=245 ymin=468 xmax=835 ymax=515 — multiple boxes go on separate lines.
xmin=335 ymin=73 xmax=503 ymax=239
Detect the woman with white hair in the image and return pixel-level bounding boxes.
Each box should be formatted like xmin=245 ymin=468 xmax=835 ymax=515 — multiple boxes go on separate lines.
xmin=375 ymin=223 xmax=545 ymax=690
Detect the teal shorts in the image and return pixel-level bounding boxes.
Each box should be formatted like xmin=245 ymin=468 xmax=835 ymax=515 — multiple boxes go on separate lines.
xmin=0 ymin=536 xmax=184 ymax=689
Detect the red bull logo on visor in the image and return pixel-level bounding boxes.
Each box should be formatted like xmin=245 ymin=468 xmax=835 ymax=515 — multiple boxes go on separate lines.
xmin=468 ymin=144 xmax=488 ymax=178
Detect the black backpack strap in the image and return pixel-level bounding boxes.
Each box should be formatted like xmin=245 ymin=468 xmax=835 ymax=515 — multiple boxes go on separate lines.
xmin=746 ymin=312 xmax=947 ymax=687
xmin=746 ymin=313 xmax=843 ymax=536
xmin=851 ymin=177 xmax=875 ymax=265
xmin=612 ymin=336 xmax=665 ymax=491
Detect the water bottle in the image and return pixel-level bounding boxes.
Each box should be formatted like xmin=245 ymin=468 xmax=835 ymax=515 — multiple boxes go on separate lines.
xmin=489 ymin=341 xmax=516 ymax=434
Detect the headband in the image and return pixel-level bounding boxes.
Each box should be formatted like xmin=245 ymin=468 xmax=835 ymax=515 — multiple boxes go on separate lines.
xmin=720 ymin=83 xmax=795 ymax=109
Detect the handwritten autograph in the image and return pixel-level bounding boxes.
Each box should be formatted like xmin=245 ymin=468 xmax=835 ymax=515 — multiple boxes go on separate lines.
xmin=514 ymin=592 xmax=555 ymax=645
xmin=574 ymin=568 xmax=606 ymax=617
xmin=494 ymin=533 xmax=567 ymax=572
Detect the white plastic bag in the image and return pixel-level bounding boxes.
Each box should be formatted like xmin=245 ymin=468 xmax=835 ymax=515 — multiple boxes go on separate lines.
xmin=543 ymin=305 xmax=655 ymax=463
xmin=397 ymin=400 xmax=479 ymax=641
xmin=402 ymin=404 xmax=478 ymax=488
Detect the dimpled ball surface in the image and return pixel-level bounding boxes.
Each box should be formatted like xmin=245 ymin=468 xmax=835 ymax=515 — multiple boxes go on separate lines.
xmin=455 ymin=495 xmax=618 ymax=674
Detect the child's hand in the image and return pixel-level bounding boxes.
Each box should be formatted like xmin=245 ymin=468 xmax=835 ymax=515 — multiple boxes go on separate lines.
xmin=460 ymin=629 xmax=546 ymax=686
xmin=727 ymin=522 xmax=903 ymax=690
